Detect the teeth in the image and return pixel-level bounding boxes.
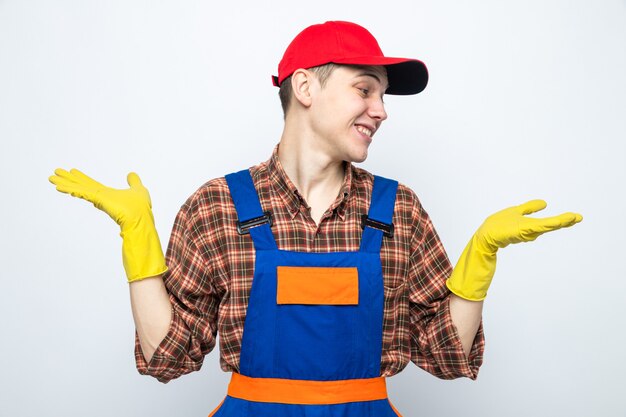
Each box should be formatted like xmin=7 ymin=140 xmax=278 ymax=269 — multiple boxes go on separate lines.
xmin=356 ymin=125 xmax=372 ymax=137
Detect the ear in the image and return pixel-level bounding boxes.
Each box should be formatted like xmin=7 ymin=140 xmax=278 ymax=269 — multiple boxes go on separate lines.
xmin=291 ymin=69 xmax=315 ymax=108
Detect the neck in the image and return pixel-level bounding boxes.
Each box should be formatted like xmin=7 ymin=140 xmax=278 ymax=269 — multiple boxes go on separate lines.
xmin=278 ymin=121 xmax=345 ymax=205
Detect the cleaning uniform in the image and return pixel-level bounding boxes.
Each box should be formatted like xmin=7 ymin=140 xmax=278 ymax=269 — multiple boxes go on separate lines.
xmin=134 ymin=149 xmax=484 ymax=384
xmin=209 ymin=169 xmax=401 ymax=416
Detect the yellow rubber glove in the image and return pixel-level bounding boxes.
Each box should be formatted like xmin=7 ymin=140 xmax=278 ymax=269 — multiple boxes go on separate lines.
xmin=49 ymin=168 xmax=168 ymax=282
xmin=446 ymin=199 xmax=583 ymax=301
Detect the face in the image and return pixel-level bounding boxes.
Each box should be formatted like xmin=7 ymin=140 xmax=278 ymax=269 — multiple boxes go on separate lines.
xmin=308 ymin=65 xmax=388 ymax=163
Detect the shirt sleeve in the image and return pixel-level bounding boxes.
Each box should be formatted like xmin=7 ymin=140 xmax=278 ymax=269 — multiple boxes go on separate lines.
xmin=407 ymin=196 xmax=485 ymax=380
xmin=134 ymin=186 xmax=224 ymax=383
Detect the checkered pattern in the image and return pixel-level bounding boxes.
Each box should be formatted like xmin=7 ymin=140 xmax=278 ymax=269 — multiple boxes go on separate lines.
xmin=135 ymin=145 xmax=484 ymax=383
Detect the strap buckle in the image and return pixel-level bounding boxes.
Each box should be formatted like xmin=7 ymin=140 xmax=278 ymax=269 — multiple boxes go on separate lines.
xmin=237 ymin=211 xmax=273 ymax=235
xmin=361 ymin=214 xmax=394 ymax=238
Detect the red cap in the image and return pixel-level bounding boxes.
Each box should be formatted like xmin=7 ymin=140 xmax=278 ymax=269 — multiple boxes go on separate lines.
xmin=272 ymin=21 xmax=428 ymax=95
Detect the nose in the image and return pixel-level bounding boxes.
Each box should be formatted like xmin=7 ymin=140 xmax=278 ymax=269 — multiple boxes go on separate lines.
xmin=368 ymin=96 xmax=388 ymax=122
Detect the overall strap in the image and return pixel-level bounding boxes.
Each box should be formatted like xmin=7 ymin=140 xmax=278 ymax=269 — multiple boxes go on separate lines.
xmin=360 ymin=175 xmax=399 ymax=253
xmin=225 ymin=169 xmax=278 ymax=251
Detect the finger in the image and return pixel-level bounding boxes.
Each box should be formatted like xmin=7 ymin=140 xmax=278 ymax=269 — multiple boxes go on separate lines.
xmin=51 ymin=168 xmax=77 ymax=184
xmin=69 ymin=168 xmax=105 ymax=189
xmin=49 ymin=171 xmax=96 ymax=201
xmin=127 ymin=172 xmax=143 ymax=189
xmin=517 ymin=199 xmax=547 ymax=215
xmin=53 ymin=168 xmax=71 ymax=177
xmin=49 ymin=171 xmax=94 ymax=197
xmin=49 ymin=174 xmax=73 ymax=188
xmin=51 ymin=183 xmax=92 ymax=200
xmin=560 ymin=212 xmax=583 ymax=226
xmin=48 ymin=173 xmax=63 ymax=186
xmin=531 ymin=212 xmax=581 ymax=232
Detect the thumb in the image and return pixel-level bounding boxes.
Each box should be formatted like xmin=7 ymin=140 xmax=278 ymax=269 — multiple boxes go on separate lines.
xmin=517 ymin=199 xmax=547 ymax=215
xmin=127 ymin=172 xmax=143 ymax=189
xmin=127 ymin=172 xmax=152 ymax=208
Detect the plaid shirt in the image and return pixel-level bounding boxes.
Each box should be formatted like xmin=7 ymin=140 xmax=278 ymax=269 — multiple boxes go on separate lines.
xmin=135 ymin=145 xmax=484 ymax=383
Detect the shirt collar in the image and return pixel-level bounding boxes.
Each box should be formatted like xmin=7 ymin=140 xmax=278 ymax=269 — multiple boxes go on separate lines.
xmin=267 ymin=144 xmax=353 ymax=221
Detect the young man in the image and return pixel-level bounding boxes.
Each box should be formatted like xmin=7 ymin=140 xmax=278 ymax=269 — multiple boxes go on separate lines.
xmin=49 ymin=21 xmax=582 ymax=416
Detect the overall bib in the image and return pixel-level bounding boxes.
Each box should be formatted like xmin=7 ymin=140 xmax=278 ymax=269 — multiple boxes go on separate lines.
xmin=210 ymin=169 xmax=401 ymax=417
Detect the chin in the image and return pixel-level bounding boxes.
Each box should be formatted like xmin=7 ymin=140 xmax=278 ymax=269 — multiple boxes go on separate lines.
xmin=348 ymin=151 xmax=369 ymax=163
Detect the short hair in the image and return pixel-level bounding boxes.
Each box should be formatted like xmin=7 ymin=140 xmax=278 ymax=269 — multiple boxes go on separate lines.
xmin=278 ymin=63 xmax=340 ymax=118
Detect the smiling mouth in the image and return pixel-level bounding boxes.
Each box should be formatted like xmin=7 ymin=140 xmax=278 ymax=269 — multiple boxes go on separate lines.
xmin=355 ymin=125 xmax=373 ymax=138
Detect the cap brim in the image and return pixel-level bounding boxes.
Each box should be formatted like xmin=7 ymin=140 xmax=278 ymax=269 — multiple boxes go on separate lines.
xmin=333 ymin=56 xmax=428 ymax=95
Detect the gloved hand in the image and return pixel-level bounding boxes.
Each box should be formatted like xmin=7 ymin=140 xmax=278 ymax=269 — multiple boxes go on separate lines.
xmin=446 ymin=199 xmax=583 ymax=301
xmin=49 ymin=168 xmax=168 ymax=282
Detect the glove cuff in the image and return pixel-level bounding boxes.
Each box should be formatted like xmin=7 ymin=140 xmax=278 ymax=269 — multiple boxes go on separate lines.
xmin=120 ymin=213 xmax=168 ymax=282
xmin=446 ymin=234 xmax=497 ymax=301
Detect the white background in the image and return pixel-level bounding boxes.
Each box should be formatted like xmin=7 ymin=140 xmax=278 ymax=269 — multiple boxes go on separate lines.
xmin=1 ymin=1 xmax=625 ymax=416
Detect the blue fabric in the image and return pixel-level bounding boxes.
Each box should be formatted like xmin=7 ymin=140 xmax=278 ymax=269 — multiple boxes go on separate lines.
xmin=225 ymin=171 xmax=277 ymax=251
xmin=360 ymin=175 xmax=399 ymax=253
xmin=240 ymin=249 xmax=383 ymax=380
xmin=211 ymin=396 xmax=401 ymax=417
xmin=218 ymin=169 xmax=399 ymax=416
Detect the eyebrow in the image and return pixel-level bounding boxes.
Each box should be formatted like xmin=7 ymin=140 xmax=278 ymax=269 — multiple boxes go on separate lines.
xmin=356 ymin=72 xmax=389 ymax=92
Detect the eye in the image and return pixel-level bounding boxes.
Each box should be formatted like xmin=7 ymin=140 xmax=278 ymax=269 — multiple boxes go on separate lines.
xmin=358 ymin=88 xmax=370 ymax=96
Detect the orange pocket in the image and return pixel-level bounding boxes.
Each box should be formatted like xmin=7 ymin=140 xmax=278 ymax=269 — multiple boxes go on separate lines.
xmin=276 ymin=266 xmax=359 ymax=305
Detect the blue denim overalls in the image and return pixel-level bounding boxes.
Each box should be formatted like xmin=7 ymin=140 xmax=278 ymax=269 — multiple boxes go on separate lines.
xmin=209 ymin=168 xmax=401 ymax=417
